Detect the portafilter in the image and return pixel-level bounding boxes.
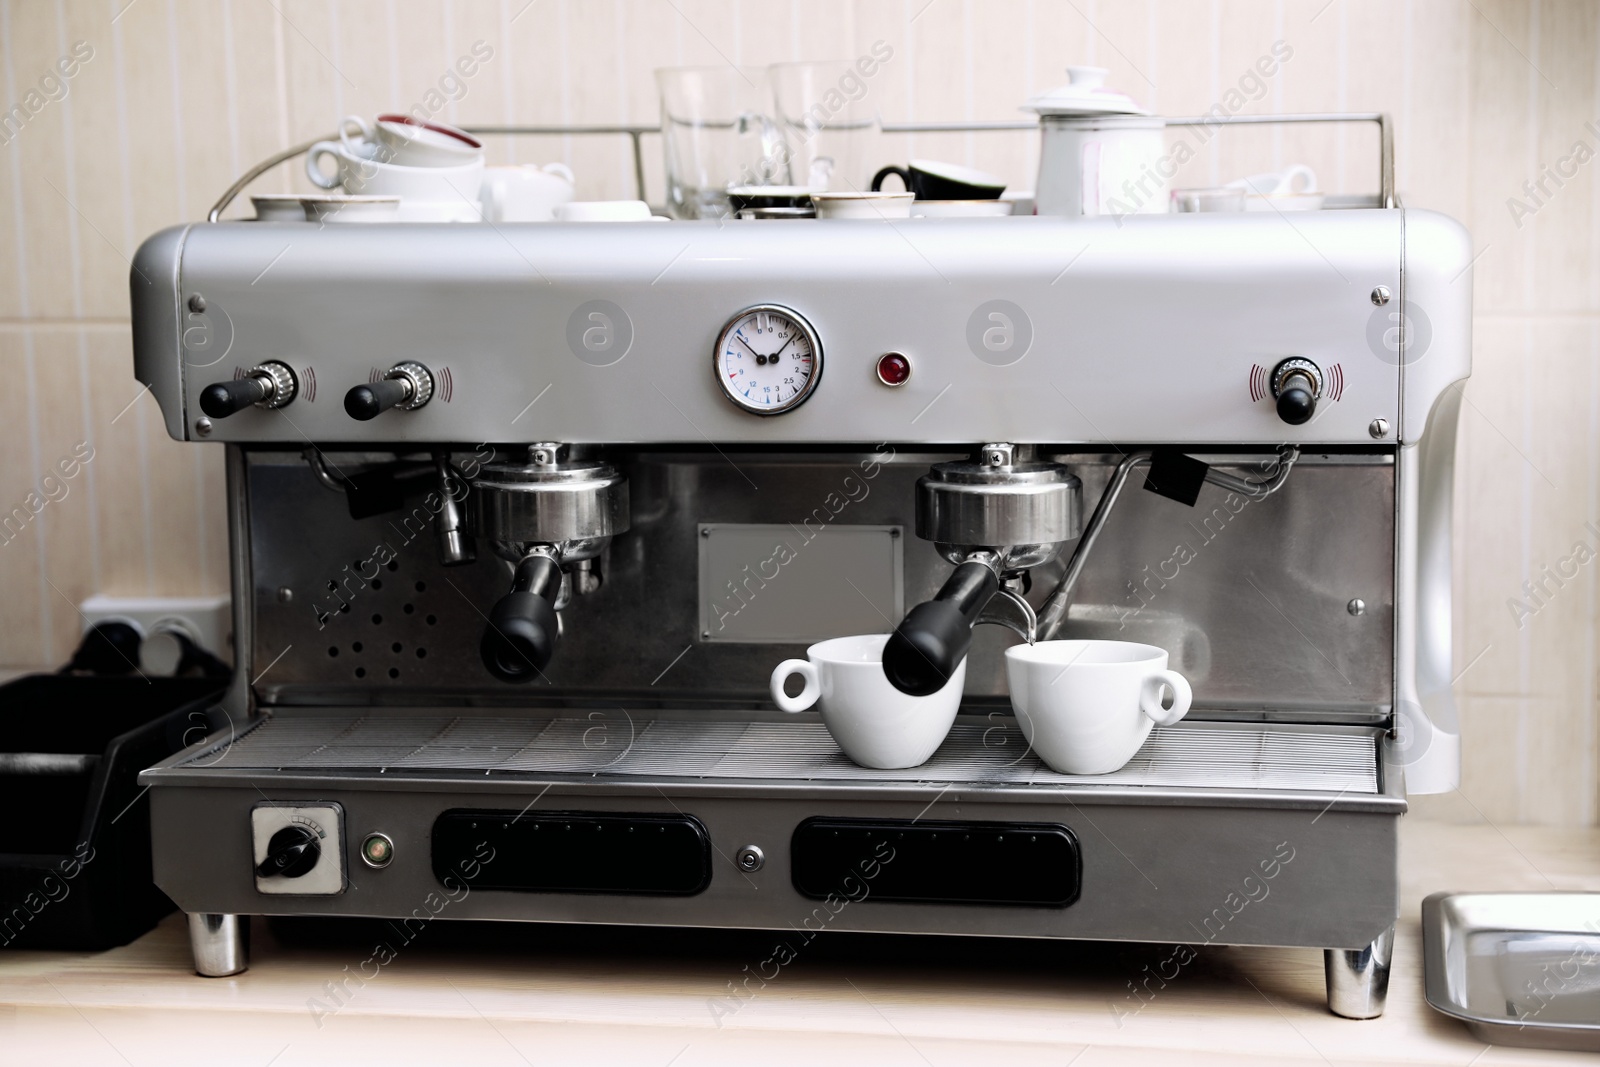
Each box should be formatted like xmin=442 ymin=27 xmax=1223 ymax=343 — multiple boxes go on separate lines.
xmin=464 ymin=443 xmax=629 ymax=683
xmin=883 ymin=443 xmax=1082 ymax=696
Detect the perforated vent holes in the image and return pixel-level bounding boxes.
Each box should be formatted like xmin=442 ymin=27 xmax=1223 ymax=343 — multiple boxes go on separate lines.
xmin=315 ymin=559 xmax=434 ymax=682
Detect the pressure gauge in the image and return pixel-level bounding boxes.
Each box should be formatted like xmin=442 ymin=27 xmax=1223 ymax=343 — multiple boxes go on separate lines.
xmin=713 ymin=304 xmax=823 ymax=416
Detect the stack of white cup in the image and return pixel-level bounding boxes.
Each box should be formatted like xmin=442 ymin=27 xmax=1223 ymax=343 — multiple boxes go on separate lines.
xmin=307 ymin=114 xmax=487 ymax=222
xmin=306 ymin=114 xmax=575 ymax=224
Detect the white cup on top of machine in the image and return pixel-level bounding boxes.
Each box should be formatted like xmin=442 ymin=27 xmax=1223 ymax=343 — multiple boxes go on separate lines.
xmin=480 ymin=163 xmax=576 ymax=222
xmin=1227 ymin=164 xmax=1325 ymax=211
xmin=305 ymin=144 xmax=484 ymax=221
xmin=770 ymin=634 xmax=964 ymax=769
xmin=1005 ymin=639 xmax=1191 ymax=775
xmin=339 ymin=113 xmax=484 ymax=168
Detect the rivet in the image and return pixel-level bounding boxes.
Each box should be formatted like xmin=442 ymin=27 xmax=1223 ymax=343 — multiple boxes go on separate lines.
xmin=1368 ymin=418 xmax=1390 ymax=439
xmin=1370 ymin=286 xmax=1390 ymax=306
xmin=195 ymin=417 xmax=213 ymax=436
xmin=188 ymin=293 xmax=206 ymax=313
xmin=1348 ymin=598 xmax=1366 ymax=616
xmin=277 ymin=587 xmax=294 ymax=603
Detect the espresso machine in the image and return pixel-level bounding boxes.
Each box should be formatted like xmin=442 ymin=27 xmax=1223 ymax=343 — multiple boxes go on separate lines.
xmin=131 ymin=184 xmax=1470 ymax=1018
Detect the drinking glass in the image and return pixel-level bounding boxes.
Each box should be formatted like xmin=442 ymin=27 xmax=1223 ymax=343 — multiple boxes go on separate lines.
xmin=768 ymin=60 xmax=879 ymax=193
xmin=656 ymin=66 xmax=791 ymax=219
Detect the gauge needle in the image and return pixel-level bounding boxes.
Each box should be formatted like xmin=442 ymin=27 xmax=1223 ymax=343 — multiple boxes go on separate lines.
xmin=770 ymin=337 xmax=796 ymax=361
xmin=735 ymin=335 xmax=762 ymax=360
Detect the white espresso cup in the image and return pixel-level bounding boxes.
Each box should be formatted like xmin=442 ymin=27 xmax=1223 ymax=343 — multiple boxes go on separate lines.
xmin=481 ymin=163 xmax=576 ymax=222
xmin=306 ymin=143 xmax=484 ymax=216
xmin=339 ymin=113 xmax=483 ymax=168
xmin=1005 ymin=639 xmax=1191 ymax=775
xmin=770 ymin=634 xmax=965 ymax=769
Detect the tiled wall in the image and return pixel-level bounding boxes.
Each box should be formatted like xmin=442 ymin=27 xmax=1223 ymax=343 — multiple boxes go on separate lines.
xmin=0 ymin=1 xmax=1594 ymax=825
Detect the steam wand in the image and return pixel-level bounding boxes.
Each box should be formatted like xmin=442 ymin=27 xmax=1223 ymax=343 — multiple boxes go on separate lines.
xmin=1033 ymin=447 xmax=1300 ymax=642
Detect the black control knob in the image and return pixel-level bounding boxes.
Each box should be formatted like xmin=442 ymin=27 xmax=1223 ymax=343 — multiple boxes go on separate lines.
xmin=344 ymin=378 xmax=412 ymax=420
xmin=256 ymin=825 xmax=321 ymax=879
xmin=344 ymin=362 xmax=434 ymax=421
xmin=200 ymin=376 xmax=269 ymax=418
xmin=1276 ymin=383 xmax=1315 ymax=425
xmin=199 ymin=362 xmax=296 ymax=420
xmin=1270 ymin=358 xmax=1323 ymax=426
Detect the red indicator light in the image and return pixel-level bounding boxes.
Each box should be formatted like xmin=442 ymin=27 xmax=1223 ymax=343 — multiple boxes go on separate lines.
xmin=875 ymin=352 xmax=911 ymax=387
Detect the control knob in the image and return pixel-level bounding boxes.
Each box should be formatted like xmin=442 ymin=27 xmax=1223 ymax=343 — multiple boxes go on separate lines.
xmin=199 ymin=361 xmax=297 ymax=419
xmin=344 ymin=361 xmax=434 ymax=420
xmin=1270 ymin=357 xmax=1323 ymax=426
xmin=255 ymin=825 xmax=321 ymax=879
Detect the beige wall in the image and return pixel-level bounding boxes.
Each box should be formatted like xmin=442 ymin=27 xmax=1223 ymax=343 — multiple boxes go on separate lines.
xmin=0 ymin=0 xmax=1595 ymax=825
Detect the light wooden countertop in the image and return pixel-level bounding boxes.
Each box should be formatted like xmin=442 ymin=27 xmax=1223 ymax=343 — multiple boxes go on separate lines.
xmin=1 ymin=815 xmax=1596 ymax=1066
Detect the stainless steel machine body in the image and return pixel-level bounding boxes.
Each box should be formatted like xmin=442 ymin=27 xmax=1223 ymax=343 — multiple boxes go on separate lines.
xmin=131 ymin=206 xmax=1471 ymax=1016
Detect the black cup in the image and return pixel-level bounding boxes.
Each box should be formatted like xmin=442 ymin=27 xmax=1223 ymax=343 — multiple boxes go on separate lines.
xmin=871 ymin=160 xmax=1006 ymax=200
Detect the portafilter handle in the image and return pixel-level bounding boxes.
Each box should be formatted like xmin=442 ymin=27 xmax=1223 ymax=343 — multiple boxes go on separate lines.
xmin=481 ymin=550 xmax=562 ymax=683
xmin=882 ymin=557 xmax=999 ymax=696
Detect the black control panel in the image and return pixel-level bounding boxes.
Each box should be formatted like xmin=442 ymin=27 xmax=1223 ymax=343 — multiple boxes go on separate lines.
xmin=791 ymin=817 xmax=1081 ymax=907
xmin=432 ymin=809 xmax=711 ymax=896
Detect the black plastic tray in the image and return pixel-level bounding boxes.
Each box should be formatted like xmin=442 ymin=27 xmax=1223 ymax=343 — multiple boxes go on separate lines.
xmin=0 ymin=675 xmax=223 ymax=950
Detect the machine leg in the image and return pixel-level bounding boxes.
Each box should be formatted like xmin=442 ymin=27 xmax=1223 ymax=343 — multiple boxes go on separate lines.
xmin=1324 ymin=925 xmax=1394 ymax=1018
xmin=188 ymin=913 xmax=249 ymax=977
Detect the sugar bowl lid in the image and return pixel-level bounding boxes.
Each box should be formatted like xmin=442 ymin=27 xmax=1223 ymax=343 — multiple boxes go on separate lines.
xmin=1023 ymin=65 xmax=1151 ymax=117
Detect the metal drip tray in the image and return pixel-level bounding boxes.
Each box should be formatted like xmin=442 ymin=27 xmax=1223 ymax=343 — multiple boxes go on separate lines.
xmin=160 ymin=711 xmax=1381 ymax=799
xmin=1423 ymin=892 xmax=1600 ymax=1051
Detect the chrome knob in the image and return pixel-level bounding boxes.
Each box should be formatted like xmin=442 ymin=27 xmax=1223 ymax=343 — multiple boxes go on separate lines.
xmin=199 ymin=361 xmax=297 ymax=419
xmin=1271 ymin=357 xmax=1323 ymax=426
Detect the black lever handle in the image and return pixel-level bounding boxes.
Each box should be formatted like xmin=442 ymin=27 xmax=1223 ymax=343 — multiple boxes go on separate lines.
xmin=1270 ymin=359 xmax=1322 ymax=426
xmin=344 ymin=377 xmax=412 ymax=421
xmin=481 ymin=553 xmax=562 ymax=683
xmin=199 ymin=376 xmax=269 ymax=419
xmin=883 ymin=559 xmax=999 ymax=696
xmin=1275 ymin=374 xmax=1317 ymax=425
xmin=346 ymin=378 xmax=415 ymax=421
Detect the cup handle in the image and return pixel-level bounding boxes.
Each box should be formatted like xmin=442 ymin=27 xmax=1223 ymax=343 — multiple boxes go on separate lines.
xmin=770 ymin=659 xmax=820 ymax=713
xmin=1139 ymin=669 xmax=1192 ymax=726
xmin=1281 ymin=163 xmax=1317 ymax=194
xmin=871 ymin=165 xmax=910 ymax=193
xmin=305 ymin=141 xmax=344 ymax=190
xmin=542 ymin=162 xmax=575 ymax=184
xmin=338 ymin=115 xmax=375 ymax=155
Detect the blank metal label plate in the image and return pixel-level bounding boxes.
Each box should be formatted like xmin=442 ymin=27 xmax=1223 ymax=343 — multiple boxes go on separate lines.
xmin=698 ymin=523 xmax=903 ymax=643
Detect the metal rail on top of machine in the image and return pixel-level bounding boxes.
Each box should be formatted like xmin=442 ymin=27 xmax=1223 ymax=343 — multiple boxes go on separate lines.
xmin=206 ymin=112 xmax=1395 ymax=222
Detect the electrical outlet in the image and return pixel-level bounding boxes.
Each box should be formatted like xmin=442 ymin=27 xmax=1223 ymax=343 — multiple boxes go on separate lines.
xmin=79 ymin=594 xmax=232 ymax=664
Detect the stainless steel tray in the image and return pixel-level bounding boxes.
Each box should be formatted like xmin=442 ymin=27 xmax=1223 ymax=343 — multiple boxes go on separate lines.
xmin=151 ymin=709 xmax=1380 ymax=792
xmin=1422 ymin=892 xmax=1600 ymax=1051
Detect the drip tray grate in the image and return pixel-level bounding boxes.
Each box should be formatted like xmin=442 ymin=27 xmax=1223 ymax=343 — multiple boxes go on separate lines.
xmin=179 ymin=713 xmax=1379 ymax=794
